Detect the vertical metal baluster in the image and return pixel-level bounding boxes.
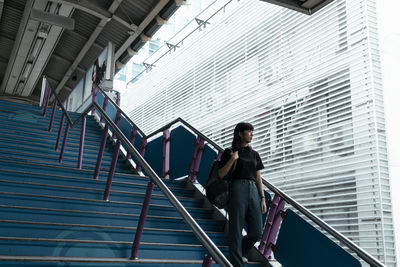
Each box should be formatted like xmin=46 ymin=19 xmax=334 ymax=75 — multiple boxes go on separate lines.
xmin=136 ymin=138 xmax=147 ymax=172
xmin=55 ymin=113 xmax=65 ymax=151
xmin=131 ymin=181 xmax=154 ymax=259
xmin=48 ymin=100 xmax=58 ymax=132
xmin=59 ymin=123 xmax=70 ymax=163
xmin=103 ymin=139 xmax=121 ymax=201
xmin=127 ymin=127 xmax=137 ymax=160
xmin=78 ymin=116 xmax=86 ymax=169
xmin=162 ymin=128 xmax=170 ymax=179
xmin=93 ymin=124 xmax=109 ymax=180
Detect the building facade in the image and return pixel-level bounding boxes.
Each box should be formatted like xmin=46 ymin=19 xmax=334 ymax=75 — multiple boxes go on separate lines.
xmin=122 ymin=0 xmax=396 ymax=265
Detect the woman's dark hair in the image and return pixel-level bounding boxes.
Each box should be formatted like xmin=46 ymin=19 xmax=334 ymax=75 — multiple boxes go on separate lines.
xmin=232 ymin=122 xmax=254 ymax=151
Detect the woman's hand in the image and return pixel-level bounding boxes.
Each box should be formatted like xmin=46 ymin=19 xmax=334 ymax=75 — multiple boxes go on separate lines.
xmin=231 ymin=151 xmax=239 ymax=160
xmin=261 ymin=198 xmax=267 ymax=214
xmin=218 ymin=150 xmax=238 ymax=178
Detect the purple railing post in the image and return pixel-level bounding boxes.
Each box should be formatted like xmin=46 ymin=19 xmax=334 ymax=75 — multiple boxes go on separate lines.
xmin=202 ymin=254 xmax=213 ymax=267
xmin=42 ymin=86 xmax=51 ymax=117
xmin=59 ymin=123 xmax=70 ymax=163
xmin=162 ymin=128 xmax=170 ymax=179
xmin=91 ymin=87 xmax=98 ymax=115
xmin=136 ymin=138 xmax=147 ymax=172
xmin=127 ymin=128 xmax=137 ymax=160
xmin=263 ymin=199 xmax=285 ymax=258
xmin=48 ymin=100 xmax=58 ymax=132
xmin=78 ymin=116 xmax=86 ymax=169
xmin=258 ymin=195 xmax=285 ymax=259
xmin=259 ymin=195 xmax=280 ymax=252
xmin=55 ymin=113 xmax=65 ymax=151
xmin=131 ymin=181 xmax=154 ymax=259
xmin=103 ymin=139 xmax=121 ymax=201
xmin=100 ymin=97 xmax=108 ymax=123
xmin=188 ymin=137 xmax=205 ymax=182
xmin=112 ymin=110 xmax=121 ymax=139
xmin=93 ymin=124 xmax=109 ymax=180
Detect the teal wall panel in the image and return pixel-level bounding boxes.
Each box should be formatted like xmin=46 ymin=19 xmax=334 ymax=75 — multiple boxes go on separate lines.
xmin=197 ymin=144 xmax=217 ymax=186
xmin=169 ymin=126 xmax=196 ymax=179
xmin=275 ymin=209 xmax=361 ymax=267
xmin=144 ymin=136 xmax=162 ymax=177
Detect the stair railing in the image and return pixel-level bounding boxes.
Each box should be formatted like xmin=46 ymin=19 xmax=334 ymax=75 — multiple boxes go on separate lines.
xmin=42 ymin=77 xmax=384 ymax=267
xmin=40 ymin=77 xmax=232 ymax=267
xmin=91 ymin=84 xmax=384 ymax=267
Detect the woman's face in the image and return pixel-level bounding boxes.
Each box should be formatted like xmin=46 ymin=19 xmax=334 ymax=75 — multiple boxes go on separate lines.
xmin=240 ymin=130 xmax=253 ymax=143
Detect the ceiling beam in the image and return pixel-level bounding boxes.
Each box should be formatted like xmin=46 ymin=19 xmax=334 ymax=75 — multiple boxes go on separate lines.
xmin=65 ymin=29 xmax=103 ymax=50
xmin=115 ymin=0 xmax=170 ymax=61
xmin=0 ymin=0 xmax=45 ymax=94
xmin=52 ymin=53 xmax=85 ymax=73
xmin=53 ymin=0 xmax=123 ymax=94
xmin=46 ymin=75 xmax=73 ymax=92
xmin=50 ymin=0 xmax=139 ymax=31
xmin=20 ymin=3 xmax=74 ymax=97
xmin=48 ymin=0 xmax=111 ymax=20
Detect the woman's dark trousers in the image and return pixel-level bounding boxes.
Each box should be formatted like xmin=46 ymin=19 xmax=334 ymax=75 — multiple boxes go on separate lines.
xmin=228 ymin=179 xmax=263 ymax=267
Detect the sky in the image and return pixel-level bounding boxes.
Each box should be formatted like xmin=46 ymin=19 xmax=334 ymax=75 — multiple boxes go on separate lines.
xmin=376 ymin=0 xmax=400 ymax=264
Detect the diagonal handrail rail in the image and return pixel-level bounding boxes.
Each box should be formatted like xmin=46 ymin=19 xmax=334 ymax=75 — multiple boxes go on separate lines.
xmin=41 ymin=78 xmax=232 ymax=267
xmin=96 ymin=85 xmax=222 ymax=150
xmin=95 ymin=85 xmax=384 ymax=267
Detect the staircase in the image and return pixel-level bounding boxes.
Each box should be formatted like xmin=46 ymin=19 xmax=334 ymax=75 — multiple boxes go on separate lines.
xmin=0 ymin=100 xmax=244 ymax=266
xmin=0 ymin=93 xmax=385 ymax=267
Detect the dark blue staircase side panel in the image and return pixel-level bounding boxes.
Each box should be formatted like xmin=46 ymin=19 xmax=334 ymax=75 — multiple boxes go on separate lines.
xmin=143 ymin=137 xmax=162 ymax=177
xmin=95 ymin=90 xmax=105 ymax=118
xmin=197 ymin=144 xmax=217 ymax=186
xmin=169 ymin=126 xmax=196 ymax=179
xmin=275 ymin=209 xmax=361 ymax=267
xmin=105 ymin=101 xmax=117 ymax=126
xmin=118 ymin=116 xmax=143 ymax=154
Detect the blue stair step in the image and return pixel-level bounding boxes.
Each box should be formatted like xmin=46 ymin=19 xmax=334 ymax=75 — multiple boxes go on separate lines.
xmin=0 ymin=153 xmax=133 ymax=174
xmin=0 ymin=169 xmax=196 ymax=198
xmin=0 ymin=100 xmax=241 ymax=266
xmin=0 ymin=192 xmax=215 ymax=220
xmin=0 ymin=257 xmax=239 ymax=267
xmin=0 ymin=220 xmax=227 ymax=246
xmin=0 ymin=237 xmax=229 ymax=260
xmin=0 ymin=205 xmax=223 ymax=232
xmin=0 ymin=179 xmax=205 ymax=208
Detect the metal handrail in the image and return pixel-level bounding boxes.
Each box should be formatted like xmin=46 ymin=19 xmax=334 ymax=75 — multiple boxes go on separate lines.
xmin=261 ymin=179 xmax=384 ymax=267
xmin=42 ymin=80 xmax=232 ymax=266
xmin=94 ymin=87 xmax=384 ymax=267
xmin=45 ymin=82 xmax=93 ymax=129
xmin=96 ymin=86 xmax=146 ymax=137
xmin=96 ymin=85 xmax=222 ymax=151
xmin=93 ymin=102 xmax=232 ymax=266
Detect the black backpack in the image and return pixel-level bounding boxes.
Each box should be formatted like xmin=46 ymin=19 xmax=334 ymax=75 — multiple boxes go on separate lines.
xmin=205 ymin=155 xmax=237 ymax=209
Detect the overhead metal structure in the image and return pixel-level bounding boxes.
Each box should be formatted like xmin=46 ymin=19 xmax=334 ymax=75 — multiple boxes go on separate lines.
xmin=0 ymin=0 xmax=334 ymax=104
xmin=0 ymin=0 xmax=184 ymax=103
xmin=259 ymin=0 xmax=335 ymax=14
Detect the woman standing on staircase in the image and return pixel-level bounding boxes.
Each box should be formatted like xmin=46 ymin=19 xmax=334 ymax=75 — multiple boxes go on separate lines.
xmin=218 ymin=122 xmax=267 ymax=267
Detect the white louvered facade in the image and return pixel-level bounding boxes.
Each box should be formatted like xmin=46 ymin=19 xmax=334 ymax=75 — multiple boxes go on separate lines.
xmin=121 ymin=0 xmax=396 ymax=265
